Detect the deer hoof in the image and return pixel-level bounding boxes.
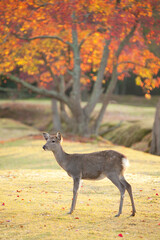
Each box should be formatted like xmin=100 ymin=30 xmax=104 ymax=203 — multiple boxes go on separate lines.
xmin=115 ymin=213 xmax=121 ymax=217
xmin=67 ymin=210 xmax=73 ymax=214
xmin=130 ymin=212 xmax=136 ymax=217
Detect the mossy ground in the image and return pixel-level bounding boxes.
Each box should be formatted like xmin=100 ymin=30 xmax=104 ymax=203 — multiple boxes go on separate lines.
xmin=0 ymin=139 xmax=160 ymax=240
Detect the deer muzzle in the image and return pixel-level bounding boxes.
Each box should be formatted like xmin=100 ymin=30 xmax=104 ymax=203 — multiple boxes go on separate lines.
xmin=43 ymin=145 xmax=47 ymax=150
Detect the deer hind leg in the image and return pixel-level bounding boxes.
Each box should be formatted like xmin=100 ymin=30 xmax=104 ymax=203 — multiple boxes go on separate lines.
xmin=68 ymin=177 xmax=80 ymax=214
xmin=107 ymin=172 xmax=126 ymax=217
xmin=119 ymin=176 xmax=136 ymax=216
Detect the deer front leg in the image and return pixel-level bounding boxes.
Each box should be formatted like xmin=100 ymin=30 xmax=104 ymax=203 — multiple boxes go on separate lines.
xmin=68 ymin=177 xmax=80 ymax=214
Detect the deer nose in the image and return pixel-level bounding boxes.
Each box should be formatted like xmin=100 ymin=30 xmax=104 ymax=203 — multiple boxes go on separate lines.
xmin=43 ymin=145 xmax=46 ymax=150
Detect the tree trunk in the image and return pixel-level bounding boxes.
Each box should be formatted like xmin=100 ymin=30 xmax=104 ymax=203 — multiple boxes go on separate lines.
xmin=51 ymin=98 xmax=61 ymax=132
xmin=150 ymin=99 xmax=160 ymax=155
xmin=84 ymin=39 xmax=111 ymax=117
xmin=93 ymin=65 xmax=118 ymax=135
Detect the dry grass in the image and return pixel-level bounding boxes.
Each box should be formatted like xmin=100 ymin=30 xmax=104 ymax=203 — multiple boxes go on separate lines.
xmin=0 ymin=139 xmax=160 ymax=240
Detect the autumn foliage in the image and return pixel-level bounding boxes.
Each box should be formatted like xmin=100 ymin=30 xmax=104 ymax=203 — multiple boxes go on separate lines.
xmin=0 ymin=0 xmax=160 ymax=134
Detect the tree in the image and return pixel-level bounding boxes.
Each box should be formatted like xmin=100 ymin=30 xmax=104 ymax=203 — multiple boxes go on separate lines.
xmin=0 ymin=0 xmax=160 ymax=135
xmin=150 ymin=99 xmax=160 ymax=155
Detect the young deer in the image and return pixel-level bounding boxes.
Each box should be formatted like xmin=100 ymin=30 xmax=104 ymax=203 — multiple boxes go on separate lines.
xmin=42 ymin=132 xmax=136 ymax=217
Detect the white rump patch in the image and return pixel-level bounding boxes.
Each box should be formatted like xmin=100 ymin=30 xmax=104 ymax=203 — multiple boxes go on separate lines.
xmin=122 ymin=158 xmax=130 ymax=169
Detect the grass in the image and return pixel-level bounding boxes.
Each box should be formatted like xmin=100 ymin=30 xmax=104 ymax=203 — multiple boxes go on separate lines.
xmin=0 ymin=119 xmax=39 ymax=141
xmin=0 ymin=138 xmax=160 ymax=240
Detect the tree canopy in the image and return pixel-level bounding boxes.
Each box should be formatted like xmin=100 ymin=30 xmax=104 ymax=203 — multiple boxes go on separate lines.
xmin=0 ymin=0 xmax=160 ymax=134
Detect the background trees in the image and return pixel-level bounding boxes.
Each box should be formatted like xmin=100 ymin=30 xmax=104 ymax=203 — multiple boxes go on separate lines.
xmin=0 ymin=0 xmax=160 ymax=136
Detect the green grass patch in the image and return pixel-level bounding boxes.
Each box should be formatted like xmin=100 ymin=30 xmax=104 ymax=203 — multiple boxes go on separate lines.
xmin=0 ymin=139 xmax=160 ymax=239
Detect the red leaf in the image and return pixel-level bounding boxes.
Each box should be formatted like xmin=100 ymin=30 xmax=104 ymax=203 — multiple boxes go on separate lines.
xmin=156 ymin=193 xmax=159 ymax=196
xmin=17 ymin=195 xmax=19 ymax=197
xmin=75 ymin=217 xmax=79 ymax=219
xmin=2 ymin=203 xmax=5 ymax=206
xmin=118 ymin=233 xmax=123 ymax=237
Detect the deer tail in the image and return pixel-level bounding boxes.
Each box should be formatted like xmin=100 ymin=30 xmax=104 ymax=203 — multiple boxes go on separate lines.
xmin=122 ymin=157 xmax=130 ymax=169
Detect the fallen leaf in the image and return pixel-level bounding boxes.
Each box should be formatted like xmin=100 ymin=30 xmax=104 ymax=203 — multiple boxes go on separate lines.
xmin=118 ymin=233 xmax=123 ymax=237
xmin=75 ymin=217 xmax=79 ymax=219
xmin=2 ymin=203 xmax=5 ymax=206
xmin=147 ymin=197 xmax=152 ymax=200
xmin=156 ymin=193 xmax=159 ymax=196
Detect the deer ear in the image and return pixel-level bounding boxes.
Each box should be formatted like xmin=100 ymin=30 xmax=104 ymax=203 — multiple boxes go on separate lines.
xmin=43 ymin=132 xmax=50 ymax=141
xmin=56 ymin=132 xmax=62 ymax=142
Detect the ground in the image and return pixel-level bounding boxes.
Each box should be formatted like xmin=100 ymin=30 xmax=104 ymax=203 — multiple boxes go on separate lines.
xmin=0 ymin=96 xmax=158 ymax=151
xmin=0 ymin=137 xmax=160 ymax=240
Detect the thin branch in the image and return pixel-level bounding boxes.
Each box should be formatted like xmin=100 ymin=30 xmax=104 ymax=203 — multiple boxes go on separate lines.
xmin=117 ymin=70 xmax=130 ymax=76
xmin=0 ymin=86 xmax=17 ymax=92
xmin=67 ymin=69 xmax=74 ymax=76
xmin=14 ymin=34 xmax=73 ymax=48
xmin=6 ymin=73 xmax=69 ymax=104
xmin=115 ymin=24 xmax=137 ymax=59
xmin=117 ymin=61 xmax=148 ymax=76
xmin=0 ymin=32 xmax=10 ymax=45
xmin=78 ymin=30 xmax=96 ymax=50
xmin=117 ymin=61 xmax=146 ymax=68
xmin=40 ymin=52 xmax=59 ymax=88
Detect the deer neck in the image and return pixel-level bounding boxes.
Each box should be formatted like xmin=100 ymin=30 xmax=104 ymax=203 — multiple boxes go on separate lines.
xmin=52 ymin=145 xmax=68 ymax=170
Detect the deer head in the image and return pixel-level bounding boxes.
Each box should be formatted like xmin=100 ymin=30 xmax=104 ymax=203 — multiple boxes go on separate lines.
xmin=42 ymin=132 xmax=62 ymax=152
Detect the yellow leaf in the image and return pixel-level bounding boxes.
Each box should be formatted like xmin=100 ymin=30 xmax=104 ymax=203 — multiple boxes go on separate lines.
xmin=135 ymin=76 xmax=142 ymax=86
xmin=145 ymin=93 xmax=151 ymax=100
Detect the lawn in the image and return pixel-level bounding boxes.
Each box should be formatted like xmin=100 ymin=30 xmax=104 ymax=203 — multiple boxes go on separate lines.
xmin=0 ymin=137 xmax=160 ymax=240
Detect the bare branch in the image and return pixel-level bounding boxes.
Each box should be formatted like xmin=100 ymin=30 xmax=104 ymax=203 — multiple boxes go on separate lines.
xmin=40 ymin=52 xmax=59 ymax=88
xmin=67 ymin=69 xmax=74 ymax=76
xmin=115 ymin=24 xmax=137 ymax=59
xmin=84 ymin=39 xmax=111 ymax=117
xmin=0 ymin=86 xmax=17 ymax=92
xmin=117 ymin=61 xmax=148 ymax=76
xmin=0 ymin=32 xmax=10 ymax=45
xmin=14 ymin=34 xmax=73 ymax=48
xmin=117 ymin=61 xmax=146 ymax=68
xmin=79 ymin=30 xmax=96 ymax=50
xmin=117 ymin=70 xmax=130 ymax=76
xmin=6 ymin=73 xmax=69 ymax=104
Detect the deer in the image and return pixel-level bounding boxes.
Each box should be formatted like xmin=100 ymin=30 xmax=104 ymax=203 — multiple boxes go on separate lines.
xmin=42 ymin=132 xmax=136 ymax=217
